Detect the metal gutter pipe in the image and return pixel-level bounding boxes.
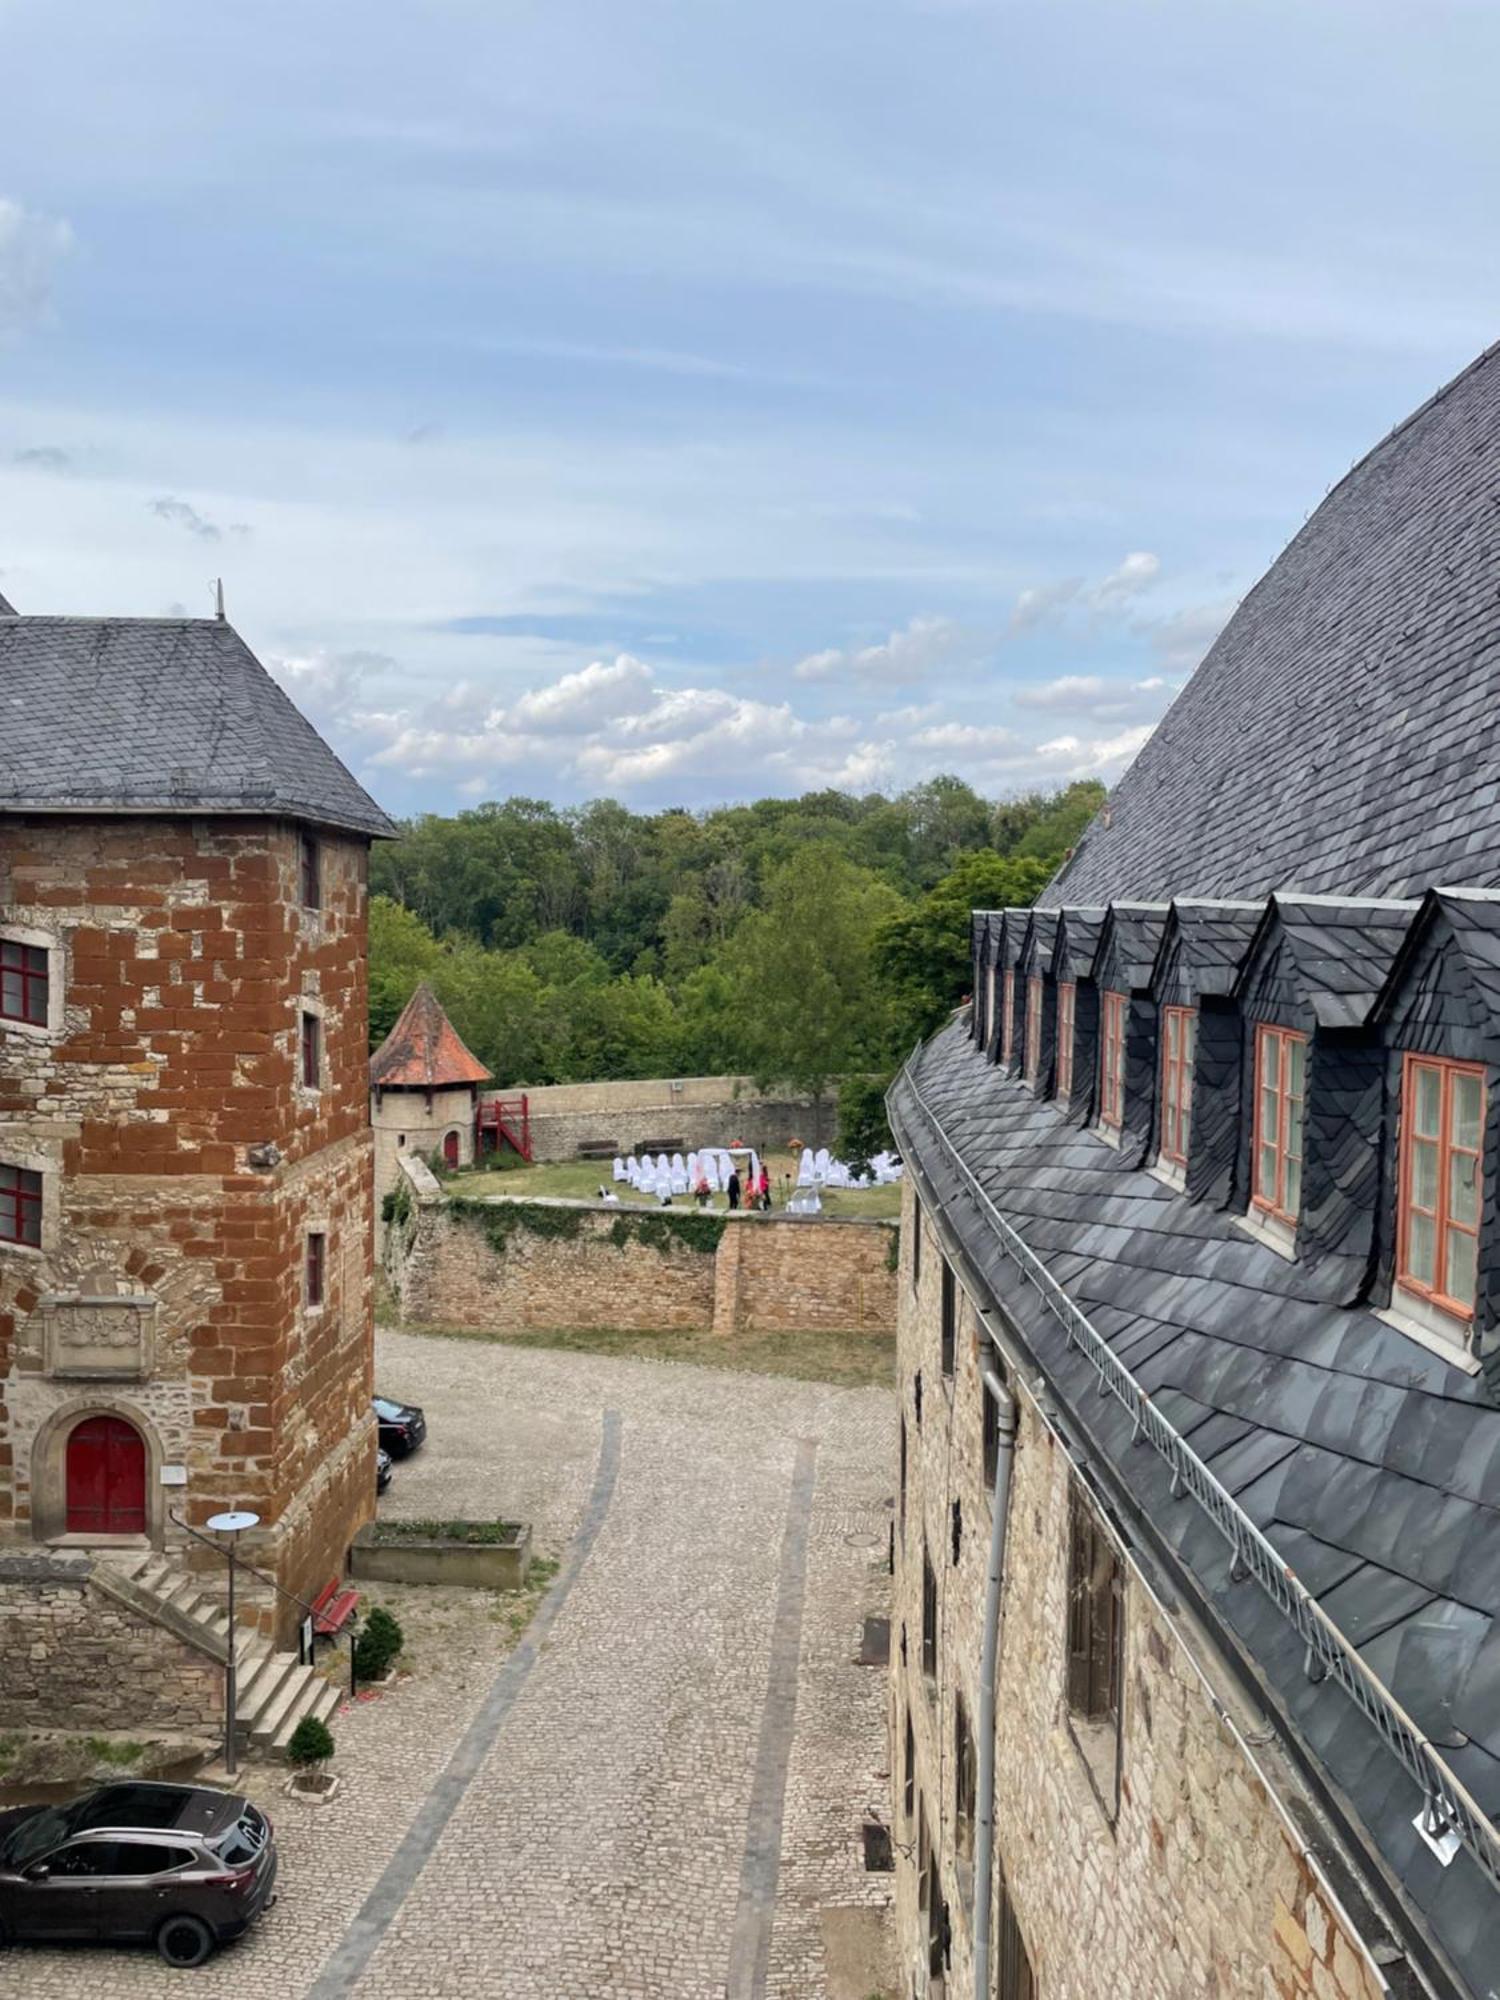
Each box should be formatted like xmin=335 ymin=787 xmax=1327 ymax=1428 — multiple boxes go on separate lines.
xmin=971 ymin=1363 xmax=1017 ymax=2000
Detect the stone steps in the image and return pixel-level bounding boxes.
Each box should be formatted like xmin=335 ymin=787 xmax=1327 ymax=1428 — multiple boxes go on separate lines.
xmin=105 ymin=1549 xmax=343 ymax=1758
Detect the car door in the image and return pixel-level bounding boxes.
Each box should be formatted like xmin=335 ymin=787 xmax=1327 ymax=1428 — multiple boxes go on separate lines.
xmin=15 ymin=1837 xmax=122 ymax=1938
xmin=93 ymin=1840 xmax=195 ymax=1942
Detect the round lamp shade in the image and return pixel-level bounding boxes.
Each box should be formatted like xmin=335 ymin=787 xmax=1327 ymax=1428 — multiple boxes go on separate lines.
xmin=205 ymin=1510 xmax=261 ymax=1534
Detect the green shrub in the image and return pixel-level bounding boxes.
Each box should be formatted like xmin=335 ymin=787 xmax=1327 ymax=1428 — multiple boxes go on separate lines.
xmin=287 ymin=1714 xmax=335 ymax=1767
xmin=354 ymin=1604 xmax=405 ymax=1683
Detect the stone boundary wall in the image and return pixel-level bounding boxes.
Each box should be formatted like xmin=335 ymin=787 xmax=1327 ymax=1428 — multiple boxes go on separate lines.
xmin=483 ymin=1075 xmax=824 ymax=1162
xmin=0 ymin=1553 xmax=225 ymax=1734
xmin=383 ymin=1188 xmax=896 ymax=1339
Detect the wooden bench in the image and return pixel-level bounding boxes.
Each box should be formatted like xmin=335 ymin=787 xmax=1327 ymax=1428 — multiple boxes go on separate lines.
xmin=311 ymin=1575 xmax=359 ymax=1640
xmin=574 ymin=1139 xmax=620 ymax=1159
xmin=637 ymin=1136 xmax=685 ymax=1155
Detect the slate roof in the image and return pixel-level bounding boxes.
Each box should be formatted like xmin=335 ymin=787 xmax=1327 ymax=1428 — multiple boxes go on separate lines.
xmin=1376 ymin=890 xmax=1500 ymax=1039
xmin=1150 ymin=899 xmax=1263 ymax=998
xmin=0 ymin=614 xmax=395 ymax=839
xmin=369 ymin=983 xmax=490 ymax=1090
xmin=1239 ymin=896 xmax=1420 ymax=1029
xmin=1094 ymin=901 xmax=1169 ymax=990
xmin=892 ymin=1026 xmax=1500 ymax=1999
xmin=1053 ymin=906 xmax=1105 ymax=981
xmin=1045 ymin=342 xmax=1500 ymax=906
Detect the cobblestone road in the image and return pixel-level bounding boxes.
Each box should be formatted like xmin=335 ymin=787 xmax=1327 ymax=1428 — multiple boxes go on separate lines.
xmin=3 ymin=1331 xmax=895 ymax=1998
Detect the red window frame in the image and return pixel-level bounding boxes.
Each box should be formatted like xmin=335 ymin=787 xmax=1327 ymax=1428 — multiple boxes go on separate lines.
xmin=1056 ymin=982 xmax=1076 ymax=1096
xmin=1000 ymin=969 xmax=1015 ymax=1062
xmin=1251 ymin=1024 xmax=1307 ymax=1224
xmin=1396 ymin=1053 xmax=1485 ymax=1321
xmin=1159 ymin=1005 xmax=1196 ymax=1168
xmin=306 ymin=1230 xmax=327 ymax=1308
xmin=299 ymin=832 xmax=322 ymax=911
xmin=1099 ymin=991 xmax=1127 ymax=1129
xmin=300 ymin=1011 xmax=322 ymax=1090
xmin=0 ymin=1164 xmax=42 ymax=1247
xmin=0 ymin=939 xmax=48 ymax=1028
xmin=1023 ymin=976 xmax=1042 ymax=1083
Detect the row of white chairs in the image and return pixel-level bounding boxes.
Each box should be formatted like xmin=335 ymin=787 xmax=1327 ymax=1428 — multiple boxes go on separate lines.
xmin=612 ymin=1149 xmax=761 ymax=1197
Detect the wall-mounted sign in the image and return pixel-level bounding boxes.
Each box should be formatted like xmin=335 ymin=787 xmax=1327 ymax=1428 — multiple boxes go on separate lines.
xmin=159 ymin=1465 xmax=188 ymax=1487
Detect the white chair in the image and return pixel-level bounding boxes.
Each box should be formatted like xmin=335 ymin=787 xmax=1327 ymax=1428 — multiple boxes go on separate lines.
xmin=638 ymin=1162 xmax=656 ymax=1195
xmin=796 ymin=1149 xmax=815 ymax=1187
xmin=686 ymin=1151 xmax=699 ymax=1184
xmin=612 ymin=1156 xmax=627 ymax=1183
xmin=671 ymin=1155 xmax=689 ymax=1194
xmin=827 ymin=1159 xmax=850 ymax=1188
xmin=626 ymin=1155 xmax=641 ymax=1185
xmin=813 ymin=1146 xmax=831 ymax=1182
xmin=704 ymin=1155 xmax=721 ymax=1191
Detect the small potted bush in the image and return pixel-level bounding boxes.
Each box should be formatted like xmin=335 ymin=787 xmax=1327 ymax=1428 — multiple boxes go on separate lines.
xmin=353 ymin=1604 xmax=405 ymax=1686
xmin=285 ymin=1713 xmax=338 ymax=1802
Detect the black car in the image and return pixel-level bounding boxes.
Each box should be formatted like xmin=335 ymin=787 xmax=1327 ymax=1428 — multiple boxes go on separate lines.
xmin=376 ymin=1445 xmax=393 ymax=1493
xmin=373 ymin=1394 xmax=426 ymax=1459
xmin=0 ymin=1782 xmax=277 ymax=1966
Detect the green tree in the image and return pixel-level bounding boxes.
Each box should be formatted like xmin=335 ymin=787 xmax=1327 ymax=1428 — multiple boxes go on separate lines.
xmin=875 ymin=851 xmax=1053 ymax=1044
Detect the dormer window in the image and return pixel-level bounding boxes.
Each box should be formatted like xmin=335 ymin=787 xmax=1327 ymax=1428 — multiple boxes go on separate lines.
xmin=1397 ymin=1055 xmax=1483 ymax=1321
xmin=1159 ymin=1006 xmax=1196 ymax=1170
xmin=1024 ymin=976 xmax=1042 ymax=1084
xmin=1252 ymin=1024 xmax=1306 ymax=1225
xmin=1098 ymin=991 xmax=1126 ymax=1130
xmin=1001 ymin=970 xmax=1015 ymax=1063
xmin=1057 ymin=982 xmax=1076 ymax=1096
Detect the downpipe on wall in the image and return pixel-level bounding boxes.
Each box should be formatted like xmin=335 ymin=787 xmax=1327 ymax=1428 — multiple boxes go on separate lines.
xmin=971 ymin=1363 xmax=1017 ymax=2000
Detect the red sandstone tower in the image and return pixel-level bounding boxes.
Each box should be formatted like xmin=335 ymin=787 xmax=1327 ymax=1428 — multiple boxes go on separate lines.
xmin=0 ymin=607 xmax=394 ymax=1658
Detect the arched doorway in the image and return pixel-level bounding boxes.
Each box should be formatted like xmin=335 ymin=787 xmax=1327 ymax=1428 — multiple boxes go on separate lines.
xmin=65 ymin=1414 xmax=147 ymax=1535
xmin=443 ymin=1129 xmax=461 ymax=1168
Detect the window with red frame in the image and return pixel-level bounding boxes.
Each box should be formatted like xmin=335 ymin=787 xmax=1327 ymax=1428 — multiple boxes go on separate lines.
xmin=1252 ymin=1024 xmax=1306 ymax=1223
xmin=0 ymin=939 xmax=48 ymax=1028
xmin=1057 ymin=982 xmax=1076 ymax=1095
xmin=1098 ymin=991 xmax=1127 ymax=1129
xmin=1023 ymin=976 xmax=1042 ymax=1082
xmin=1159 ymin=1006 xmax=1196 ymax=1168
xmin=300 ymin=1011 xmax=322 ymax=1090
xmin=1398 ymin=1055 xmax=1484 ymax=1319
xmin=306 ymin=1230 xmax=327 ymax=1308
xmin=0 ymin=1164 xmax=42 ymax=1247
xmin=1000 ymin=969 xmax=1015 ymax=1061
xmin=299 ymin=832 xmax=322 ymax=911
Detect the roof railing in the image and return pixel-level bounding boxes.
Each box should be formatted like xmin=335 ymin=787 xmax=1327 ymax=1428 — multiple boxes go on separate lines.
xmin=895 ymin=1046 xmax=1500 ymax=1899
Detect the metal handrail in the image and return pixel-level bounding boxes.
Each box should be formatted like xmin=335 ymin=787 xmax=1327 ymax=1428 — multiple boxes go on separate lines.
xmin=169 ymin=1509 xmax=358 ymax=1695
xmin=894 ymin=1048 xmax=1500 ymax=1897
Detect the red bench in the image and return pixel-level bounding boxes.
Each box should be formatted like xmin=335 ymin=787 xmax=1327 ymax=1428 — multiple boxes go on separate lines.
xmin=311 ymin=1575 xmax=358 ymax=1640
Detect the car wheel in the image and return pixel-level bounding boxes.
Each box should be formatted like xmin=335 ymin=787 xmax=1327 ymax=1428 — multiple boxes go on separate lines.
xmin=156 ymin=1913 xmax=216 ymax=1967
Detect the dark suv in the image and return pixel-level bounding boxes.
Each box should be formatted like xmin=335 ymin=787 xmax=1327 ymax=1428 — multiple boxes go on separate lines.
xmin=0 ymin=1782 xmax=277 ymax=1965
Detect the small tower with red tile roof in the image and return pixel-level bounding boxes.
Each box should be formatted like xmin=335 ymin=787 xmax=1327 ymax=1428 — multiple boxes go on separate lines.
xmin=369 ymin=983 xmax=490 ymax=1209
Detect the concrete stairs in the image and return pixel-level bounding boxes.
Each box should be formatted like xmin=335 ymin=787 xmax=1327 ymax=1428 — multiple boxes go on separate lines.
xmin=104 ymin=1549 xmax=343 ymax=1756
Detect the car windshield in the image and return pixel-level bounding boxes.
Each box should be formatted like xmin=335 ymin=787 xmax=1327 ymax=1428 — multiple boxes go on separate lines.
xmin=373 ymin=1398 xmax=406 ymax=1420
xmin=5 ymin=1806 xmax=77 ymax=1867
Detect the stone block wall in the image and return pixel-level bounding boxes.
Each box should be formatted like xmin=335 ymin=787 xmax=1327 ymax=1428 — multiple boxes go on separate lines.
xmin=890 ymin=1178 xmax=1391 ymax=2000
xmin=384 ymin=1190 xmax=896 ymax=1339
xmin=0 ymin=1554 xmax=223 ymax=1735
xmin=486 ymin=1074 xmax=822 ymax=1163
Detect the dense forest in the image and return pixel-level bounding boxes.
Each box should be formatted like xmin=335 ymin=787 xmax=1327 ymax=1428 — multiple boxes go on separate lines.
xmin=368 ymin=775 xmax=1103 ymax=1111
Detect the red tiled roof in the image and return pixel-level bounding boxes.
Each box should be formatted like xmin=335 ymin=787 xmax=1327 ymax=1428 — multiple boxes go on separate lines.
xmin=368 ymin=983 xmax=490 ymax=1089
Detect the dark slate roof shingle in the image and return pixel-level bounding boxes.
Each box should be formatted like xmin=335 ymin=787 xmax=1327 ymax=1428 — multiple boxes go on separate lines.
xmin=0 ymin=615 xmax=395 ymax=839
xmin=1044 ymin=342 xmax=1500 ymax=906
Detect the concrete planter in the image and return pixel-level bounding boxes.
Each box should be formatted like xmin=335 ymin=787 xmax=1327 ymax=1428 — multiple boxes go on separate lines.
xmin=284 ymin=1771 xmax=340 ymax=1806
xmin=350 ymin=1521 xmax=532 ymax=1590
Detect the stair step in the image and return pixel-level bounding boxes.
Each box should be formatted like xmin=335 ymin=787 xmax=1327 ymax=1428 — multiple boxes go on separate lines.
xmin=238 ymin=1651 xmax=299 ymax=1722
xmin=270 ymin=1675 xmax=340 ymax=1754
xmin=251 ymin=1657 xmax=319 ymax=1742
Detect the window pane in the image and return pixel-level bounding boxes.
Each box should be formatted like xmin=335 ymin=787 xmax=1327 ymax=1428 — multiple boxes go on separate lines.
xmin=1287 ymin=1037 xmax=1305 ymax=1095
xmin=1283 ymin=1153 xmax=1301 ymax=1218
xmin=1412 ymin=1136 xmax=1440 ymax=1213
xmin=1444 ymin=1226 xmax=1477 ymax=1310
xmin=1259 ymin=1084 xmax=1278 ymax=1141
xmin=0 ymin=969 xmax=20 ymax=1016
xmin=1182 ymin=1012 xmax=1196 ymax=1070
xmin=1406 ymin=1209 xmax=1437 ymax=1287
xmin=1257 ymin=1143 xmax=1278 ymax=1199
xmin=1452 ymin=1071 xmax=1484 ymax=1151
xmin=1449 ymin=1148 xmax=1479 ymax=1229
xmin=1413 ymin=1062 xmax=1442 ymax=1138
xmin=1260 ymin=1032 xmax=1280 ymax=1088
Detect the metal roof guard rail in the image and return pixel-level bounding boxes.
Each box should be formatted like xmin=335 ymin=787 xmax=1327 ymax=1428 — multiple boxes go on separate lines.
xmin=895 ymin=1048 xmax=1500 ymax=1898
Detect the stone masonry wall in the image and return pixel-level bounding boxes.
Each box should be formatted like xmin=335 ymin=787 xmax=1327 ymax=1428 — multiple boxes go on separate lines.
xmin=385 ymin=1191 xmax=896 ymax=1339
xmin=482 ymin=1075 xmax=822 ymax=1162
xmin=891 ymin=1177 xmax=1392 ymax=2000
xmin=0 ymin=815 xmax=375 ymax=1646
xmin=0 ymin=1555 xmax=223 ymax=1734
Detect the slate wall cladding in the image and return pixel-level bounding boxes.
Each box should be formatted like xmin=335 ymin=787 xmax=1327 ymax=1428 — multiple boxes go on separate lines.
xmin=385 ymin=1197 xmax=896 ymax=1338
xmin=0 ymin=814 xmax=375 ymax=1642
xmin=1185 ymin=998 xmax=1245 ymax=1208
xmin=890 ymin=1179 xmax=1390 ymax=2000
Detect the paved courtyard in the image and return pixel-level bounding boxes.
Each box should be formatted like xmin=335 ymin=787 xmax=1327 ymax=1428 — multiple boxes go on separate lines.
xmin=3 ymin=1329 xmax=897 ymax=1998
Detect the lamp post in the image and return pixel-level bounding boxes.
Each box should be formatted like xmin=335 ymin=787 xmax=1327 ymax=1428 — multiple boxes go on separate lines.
xmin=205 ymin=1510 xmax=260 ymax=1777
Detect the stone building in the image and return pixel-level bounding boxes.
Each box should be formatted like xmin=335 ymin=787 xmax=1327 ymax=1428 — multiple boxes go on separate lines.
xmin=890 ymin=344 xmax=1500 ymax=1999
xmin=0 ymin=606 xmax=394 ymax=1726
xmin=369 ymin=981 xmax=490 ymax=1214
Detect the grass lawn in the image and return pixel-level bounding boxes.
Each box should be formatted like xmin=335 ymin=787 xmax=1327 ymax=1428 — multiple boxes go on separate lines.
xmin=381 ymin=1313 xmax=897 ymax=1392
xmin=447 ymin=1151 xmax=903 ymax=1222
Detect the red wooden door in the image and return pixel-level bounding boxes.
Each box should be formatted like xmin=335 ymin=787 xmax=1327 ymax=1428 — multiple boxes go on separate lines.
xmin=443 ymin=1130 xmax=460 ymax=1168
xmin=66 ymin=1416 xmax=146 ymax=1534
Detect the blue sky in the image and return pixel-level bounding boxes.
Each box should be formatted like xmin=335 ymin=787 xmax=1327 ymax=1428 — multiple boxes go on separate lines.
xmin=2 ymin=0 xmax=1499 ymax=817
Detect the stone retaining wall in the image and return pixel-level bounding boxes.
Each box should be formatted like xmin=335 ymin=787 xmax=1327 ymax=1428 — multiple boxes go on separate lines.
xmin=489 ymin=1075 xmax=823 ymax=1163
xmin=0 ymin=1553 xmax=225 ymax=1734
xmin=384 ymin=1189 xmax=896 ymax=1339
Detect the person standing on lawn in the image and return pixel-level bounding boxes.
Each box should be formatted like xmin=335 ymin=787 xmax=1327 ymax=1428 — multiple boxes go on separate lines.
xmin=756 ymin=1164 xmax=771 ymax=1210
xmin=726 ymin=1166 xmax=742 ymax=1210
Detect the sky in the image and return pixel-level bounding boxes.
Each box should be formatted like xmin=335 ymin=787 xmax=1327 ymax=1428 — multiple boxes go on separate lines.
xmin=2 ymin=0 xmax=1499 ymax=820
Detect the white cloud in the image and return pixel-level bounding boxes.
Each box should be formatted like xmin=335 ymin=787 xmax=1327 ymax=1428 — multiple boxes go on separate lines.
xmin=793 ymin=613 xmax=969 ymax=685
xmin=1013 ymin=673 xmax=1108 ymax=711
xmin=511 ymin=653 xmax=654 ymax=734
xmin=1141 ymin=597 xmax=1237 ymax=672
xmin=1036 ymin=721 xmax=1156 ymax=774
xmin=911 ymin=721 xmax=1019 ymax=755
xmin=1008 ymin=550 xmax=1162 ymax=636
xmin=0 ymin=197 xmax=72 ymax=337
xmin=1090 ymin=549 xmax=1160 ymax=604
xmin=150 ymin=495 xmax=251 ymax=542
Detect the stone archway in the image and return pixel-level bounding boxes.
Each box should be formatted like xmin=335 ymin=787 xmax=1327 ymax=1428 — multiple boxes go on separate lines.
xmin=31 ymin=1398 xmax=163 ymax=1545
